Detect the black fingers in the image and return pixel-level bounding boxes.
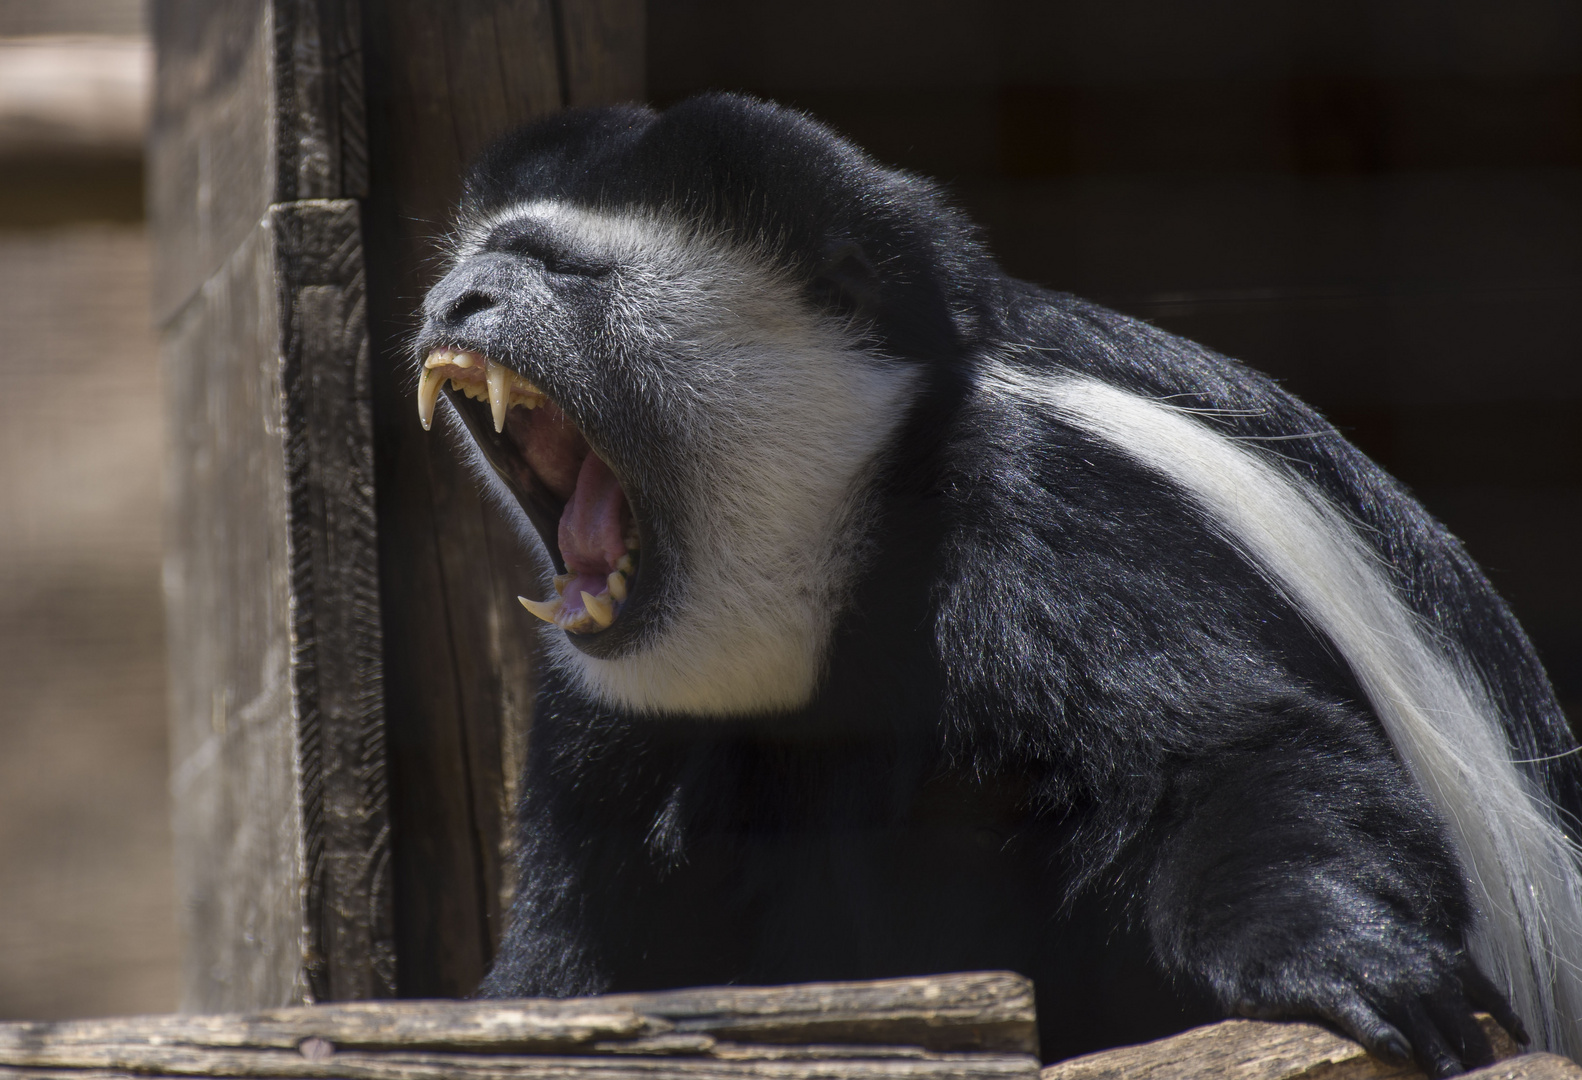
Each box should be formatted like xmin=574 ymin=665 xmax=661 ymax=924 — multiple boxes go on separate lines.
xmin=1327 ymin=994 xmax=1412 ymax=1064
xmin=1371 ymin=963 xmax=1518 ymax=1079
xmin=1425 ymin=990 xmax=1496 ymax=1070
xmin=1461 ymin=962 xmax=1531 ymax=1047
xmin=1387 ymin=996 xmax=1465 ymax=1078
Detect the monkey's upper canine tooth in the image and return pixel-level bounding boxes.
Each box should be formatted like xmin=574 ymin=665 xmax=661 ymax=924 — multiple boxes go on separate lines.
xmin=519 ymin=595 xmax=563 ymax=624
xmin=417 ymin=366 xmax=444 ymax=430
xmin=487 ymin=360 xmax=509 ymax=432
xmin=581 ymin=590 xmax=615 ymax=628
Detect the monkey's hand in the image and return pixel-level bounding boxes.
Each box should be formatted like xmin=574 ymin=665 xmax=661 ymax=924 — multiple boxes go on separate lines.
xmin=1213 ymin=925 xmax=1526 ymax=1077
xmin=1142 ymin=713 xmax=1528 ymax=1077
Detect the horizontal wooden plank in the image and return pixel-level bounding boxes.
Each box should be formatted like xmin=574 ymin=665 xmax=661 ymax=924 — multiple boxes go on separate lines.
xmin=0 ymin=974 xmax=1037 ymax=1074
xmin=0 ymin=1050 xmax=1037 ymax=1080
xmin=1041 ymin=1014 xmax=1519 ymax=1080
xmin=1464 ymin=1055 xmax=1582 ymax=1080
xmin=610 ymin=974 xmax=1036 ymax=1050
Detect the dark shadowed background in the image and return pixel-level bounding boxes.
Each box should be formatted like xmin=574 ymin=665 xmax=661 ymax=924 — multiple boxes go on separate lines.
xmin=2 ymin=0 xmax=1577 ymax=1017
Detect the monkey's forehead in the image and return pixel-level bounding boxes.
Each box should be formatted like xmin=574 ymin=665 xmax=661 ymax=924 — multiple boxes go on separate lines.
xmin=459 ymin=93 xmax=976 ymax=275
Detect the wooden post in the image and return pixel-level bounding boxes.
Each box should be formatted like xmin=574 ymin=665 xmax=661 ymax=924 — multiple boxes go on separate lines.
xmin=154 ymin=0 xmax=390 ymax=1009
xmin=154 ymin=0 xmax=644 ymax=1008
xmin=360 ymin=1 xmax=644 ymax=997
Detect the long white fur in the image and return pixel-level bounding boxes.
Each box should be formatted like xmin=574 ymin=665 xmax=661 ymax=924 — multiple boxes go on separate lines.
xmin=450 ymin=203 xmax=920 ymax=716
xmin=985 ymin=361 xmax=1582 ymax=1056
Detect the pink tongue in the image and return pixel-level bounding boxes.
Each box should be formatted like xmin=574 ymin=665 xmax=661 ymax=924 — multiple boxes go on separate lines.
xmin=558 ymin=451 xmax=629 ymax=578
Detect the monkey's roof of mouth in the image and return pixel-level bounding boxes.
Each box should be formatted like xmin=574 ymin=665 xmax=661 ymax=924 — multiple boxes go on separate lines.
xmin=418 ymin=349 xmax=637 ymax=633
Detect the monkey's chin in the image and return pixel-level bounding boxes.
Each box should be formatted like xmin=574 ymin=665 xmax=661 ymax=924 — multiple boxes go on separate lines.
xmin=417 ymin=347 xmax=642 ymax=638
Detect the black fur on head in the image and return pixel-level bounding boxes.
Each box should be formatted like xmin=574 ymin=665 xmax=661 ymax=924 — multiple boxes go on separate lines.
xmin=458 ymin=94 xmax=994 ymax=366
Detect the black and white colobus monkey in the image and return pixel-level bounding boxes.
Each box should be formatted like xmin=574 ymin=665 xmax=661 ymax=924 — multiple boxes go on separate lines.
xmin=413 ymin=94 xmax=1582 ymax=1075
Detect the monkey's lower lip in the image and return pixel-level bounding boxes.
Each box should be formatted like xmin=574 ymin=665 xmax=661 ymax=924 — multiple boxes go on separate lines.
xmin=418 ymin=348 xmax=638 ymax=633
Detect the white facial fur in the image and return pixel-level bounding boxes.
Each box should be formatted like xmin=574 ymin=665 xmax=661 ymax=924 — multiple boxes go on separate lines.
xmin=448 ymin=202 xmax=922 ymax=717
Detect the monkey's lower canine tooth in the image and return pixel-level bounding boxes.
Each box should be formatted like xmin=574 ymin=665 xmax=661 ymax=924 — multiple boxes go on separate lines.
xmin=487 ymin=360 xmax=509 ymax=433
xmin=607 ymin=570 xmax=627 ymax=602
xmin=519 ymin=595 xmax=563 ymax=624
xmin=417 ymin=366 xmax=444 ymax=430
xmin=581 ymin=590 xmax=615 ymax=628
xmin=553 ymin=574 xmax=573 ymax=595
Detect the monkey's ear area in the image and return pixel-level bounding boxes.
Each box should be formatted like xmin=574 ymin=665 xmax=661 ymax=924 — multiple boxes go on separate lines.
xmin=809 ymin=241 xmax=882 ymax=320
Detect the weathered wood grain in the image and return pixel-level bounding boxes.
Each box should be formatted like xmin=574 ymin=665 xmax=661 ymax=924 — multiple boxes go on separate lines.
xmin=149 ymin=0 xmax=273 ymax=321
xmin=1040 ymin=1013 xmax=1520 ymax=1080
xmin=8 ymin=973 xmax=1572 ymax=1080
xmin=274 ymin=0 xmax=368 ymax=202
xmin=152 ymin=0 xmax=369 ymax=320
xmin=5 ymin=1055 xmax=1577 ymax=1080
xmin=156 ymin=0 xmax=389 ymax=1010
xmin=0 ymin=974 xmax=1037 ymax=1078
xmin=0 ymin=1053 xmax=1036 ymax=1080
xmin=164 ymin=206 xmax=304 ymax=1014
xmin=273 ymin=199 xmax=394 ymax=1002
xmin=1462 ymin=1055 xmax=1582 ymax=1080
xmin=616 ymin=975 xmax=1037 ymax=1052
xmin=360 ymin=0 xmax=644 ymax=995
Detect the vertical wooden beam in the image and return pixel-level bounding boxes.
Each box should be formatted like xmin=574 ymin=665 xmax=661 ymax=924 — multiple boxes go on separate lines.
xmin=361 ymin=0 xmax=644 ymax=997
xmin=153 ymin=0 xmax=392 ymax=1009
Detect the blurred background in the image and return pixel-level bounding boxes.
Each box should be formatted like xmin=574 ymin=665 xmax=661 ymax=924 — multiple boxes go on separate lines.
xmin=0 ymin=0 xmax=176 ymax=1018
xmin=2 ymin=0 xmax=1579 ymax=1019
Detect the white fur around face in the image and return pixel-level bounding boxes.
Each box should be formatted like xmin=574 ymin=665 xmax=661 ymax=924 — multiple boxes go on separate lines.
xmin=450 ymin=202 xmax=922 ymax=717
xmin=983 ymin=361 xmax=1582 ymax=1058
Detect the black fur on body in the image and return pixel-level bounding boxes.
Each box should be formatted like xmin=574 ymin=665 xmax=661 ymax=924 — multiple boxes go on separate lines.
xmin=414 ymin=94 xmax=1582 ymax=1075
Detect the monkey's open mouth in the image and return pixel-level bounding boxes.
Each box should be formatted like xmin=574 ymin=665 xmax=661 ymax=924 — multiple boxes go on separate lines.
xmin=418 ymin=348 xmax=638 ymax=635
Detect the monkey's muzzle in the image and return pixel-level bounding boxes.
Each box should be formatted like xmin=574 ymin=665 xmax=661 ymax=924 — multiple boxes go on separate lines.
xmin=418 ymin=347 xmax=638 ymax=634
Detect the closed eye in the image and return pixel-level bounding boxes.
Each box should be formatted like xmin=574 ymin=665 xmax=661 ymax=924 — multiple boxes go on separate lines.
xmin=485 ymin=220 xmax=614 ymax=277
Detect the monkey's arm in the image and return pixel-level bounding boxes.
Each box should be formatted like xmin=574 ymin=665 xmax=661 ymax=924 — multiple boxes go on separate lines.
xmin=1139 ymin=698 xmax=1525 ymax=1078
xmin=476 ymin=785 xmax=612 ymax=1000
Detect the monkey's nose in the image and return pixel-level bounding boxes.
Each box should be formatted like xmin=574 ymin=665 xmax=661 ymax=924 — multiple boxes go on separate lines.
xmin=441 ymin=289 xmax=498 ymax=326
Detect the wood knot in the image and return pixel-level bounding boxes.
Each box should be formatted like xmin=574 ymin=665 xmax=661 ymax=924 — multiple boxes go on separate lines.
xmin=298 ymin=1037 xmax=335 ymax=1061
